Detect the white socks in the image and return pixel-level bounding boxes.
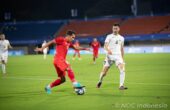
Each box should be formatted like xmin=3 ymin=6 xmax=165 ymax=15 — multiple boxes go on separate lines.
xmin=99 ymin=72 xmax=104 ymax=82
xmin=44 ymin=54 xmax=47 ymax=59
xmin=1 ymin=64 xmax=6 ymax=74
xmin=47 ymin=84 xmax=51 ymax=89
xmin=120 ymin=70 xmax=125 ymax=87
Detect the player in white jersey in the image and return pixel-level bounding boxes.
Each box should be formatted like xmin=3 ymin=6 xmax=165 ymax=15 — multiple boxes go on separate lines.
xmin=0 ymin=33 xmax=12 ymax=74
xmin=42 ymin=40 xmax=48 ymax=59
xmin=96 ymin=23 xmax=128 ymax=90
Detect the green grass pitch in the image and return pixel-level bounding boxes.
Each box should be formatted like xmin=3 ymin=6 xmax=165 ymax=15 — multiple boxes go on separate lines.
xmin=0 ymin=53 xmax=170 ymax=110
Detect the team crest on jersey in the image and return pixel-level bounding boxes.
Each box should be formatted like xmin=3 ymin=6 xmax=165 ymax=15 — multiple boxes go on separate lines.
xmin=115 ymin=40 xmax=121 ymax=44
xmin=115 ymin=40 xmax=118 ymax=44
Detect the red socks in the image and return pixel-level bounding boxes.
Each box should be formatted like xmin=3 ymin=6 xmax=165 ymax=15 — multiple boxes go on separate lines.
xmin=50 ymin=79 xmax=62 ymax=88
xmin=50 ymin=68 xmax=76 ymax=88
xmin=67 ymin=68 xmax=76 ymax=82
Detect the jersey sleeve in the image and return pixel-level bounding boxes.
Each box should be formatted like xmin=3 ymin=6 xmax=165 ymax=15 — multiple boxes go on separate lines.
xmin=54 ymin=37 xmax=64 ymax=45
xmin=7 ymin=40 xmax=10 ymax=45
xmin=69 ymin=42 xmax=74 ymax=48
xmin=121 ymin=36 xmax=124 ymax=47
xmin=98 ymin=42 xmax=101 ymax=47
xmin=5 ymin=40 xmax=10 ymax=48
xmin=90 ymin=42 xmax=93 ymax=47
xmin=105 ymin=35 xmax=110 ymax=43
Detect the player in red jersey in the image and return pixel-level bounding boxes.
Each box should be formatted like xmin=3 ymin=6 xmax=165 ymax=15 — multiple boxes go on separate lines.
xmin=72 ymin=40 xmax=81 ymax=60
xmin=90 ymin=38 xmax=101 ymax=64
xmin=35 ymin=30 xmax=88 ymax=94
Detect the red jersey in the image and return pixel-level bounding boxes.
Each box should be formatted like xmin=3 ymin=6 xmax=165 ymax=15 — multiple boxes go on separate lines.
xmin=53 ymin=36 xmax=73 ymax=60
xmin=74 ymin=42 xmax=80 ymax=47
xmin=91 ymin=41 xmax=100 ymax=51
xmin=73 ymin=41 xmax=80 ymax=51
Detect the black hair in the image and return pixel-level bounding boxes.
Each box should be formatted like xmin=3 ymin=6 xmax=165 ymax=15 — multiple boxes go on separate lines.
xmin=66 ymin=30 xmax=76 ymax=36
xmin=113 ymin=23 xmax=120 ymax=27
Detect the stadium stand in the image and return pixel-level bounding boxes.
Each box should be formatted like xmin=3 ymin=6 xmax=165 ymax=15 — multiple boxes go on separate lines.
xmin=0 ymin=21 xmax=64 ymax=44
xmin=57 ymin=15 xmax=170 ymax=37
xmin=55 ymin=15 xmax=170 ymax=44
xmin=57 ymin=18 xmax=122 ymax=37
xmin=1 ymin=15 xmax=170 ymax=46
xmin=159 ymin=22 xmax=170 ymax=34
xmin=120 ymin=15 xmax=170 ymax=35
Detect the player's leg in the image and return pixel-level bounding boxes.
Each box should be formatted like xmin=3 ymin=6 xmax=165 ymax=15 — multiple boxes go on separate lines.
xmin=97 ymin=59 xmax=113 ymax=88
xmin=67 ymin=64 xmax=77 ymax=86
xmin=67 ymin=67 xmax=76 ymax=83
xmin=1 ymin=61 xmax=6 ymax=74
xmin=72 ymin=51 xmax=76 ymax=60
xmin=1 ymin=54 xmax=7 ymax=74
xmin=116 ymin=58 xmax=128 ymax=90
xmin=0 ymin=56 xmax=3 ymax=74
xmin=93 ymin=51 xmax=96 ymax=64
xmin=45 ymin=73 xmax=66 ymax=94
xmin=49 ymin=70 xmax=66 ymax=88
xmin=43 ymin=52 xmax=45 ymax=59
xmin=93 ymin=56 xmax=96 ymax=64
xmin=66 ymin=62 xmax=82 ymax=87
xmin=78 ymin=51 xmax=81 ymax=60
xmin=97 ymin=66 xmax=109 ymax=88
xmin=93 ymin=51 xmax=98 ymax=64
xmin=43 ymin=50 xmax=47 ymax=59
xmin=45 ymin=62 xmax=66 ymax=94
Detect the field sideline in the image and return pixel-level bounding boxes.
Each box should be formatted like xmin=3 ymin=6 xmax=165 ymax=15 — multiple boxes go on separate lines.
xmin=0 ymin=53 xmax=170 ymax=110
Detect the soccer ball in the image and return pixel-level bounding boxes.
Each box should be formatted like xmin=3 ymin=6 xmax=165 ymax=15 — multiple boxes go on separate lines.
xmin=74 ymin=87 xmax=85 ymax=95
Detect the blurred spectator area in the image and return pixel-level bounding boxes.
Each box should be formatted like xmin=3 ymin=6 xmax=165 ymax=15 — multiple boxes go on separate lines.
xmin=58 ymin=15 xmax=170 ymax=37
xmin=57 ymin=18 xmax=122 ymax=37
xmin=0 ymin=20 xmax=64 ymax=45
xmin=120 ymin=15 xmax=170 ymax=35
xmin=1 ymin=15 xmax=170 ymax=54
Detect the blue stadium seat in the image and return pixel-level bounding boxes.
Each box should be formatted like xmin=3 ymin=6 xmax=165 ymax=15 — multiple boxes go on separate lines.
xmin=0 ymin=21 xmax=64 ymax=45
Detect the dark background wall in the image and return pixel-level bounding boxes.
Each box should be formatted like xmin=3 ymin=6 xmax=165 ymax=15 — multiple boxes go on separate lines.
xmin=0 ymin=0 xmax=170 ymax=22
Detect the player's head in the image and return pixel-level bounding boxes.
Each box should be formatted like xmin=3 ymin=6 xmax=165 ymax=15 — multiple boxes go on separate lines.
xmin=66 ymin=30 xmax=76 ymax=42
xmin=0 ymin=32 xmax=5 ymax=40
xmin=112 ymin=23 xmax=120 ymax=35
xmin=93 ymin=38 xmax=97 ymax=42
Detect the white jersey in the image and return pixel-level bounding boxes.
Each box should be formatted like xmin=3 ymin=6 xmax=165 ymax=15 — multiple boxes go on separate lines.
xmin=42 ymin=42 xmax=48 ymax=53
xmin=105 ymin=33 xmax=124 ymax=55
xmin=0 ymin=40 xmax=10 ymax=54
xmin=0 ymin=39 xmax=10 ymax=63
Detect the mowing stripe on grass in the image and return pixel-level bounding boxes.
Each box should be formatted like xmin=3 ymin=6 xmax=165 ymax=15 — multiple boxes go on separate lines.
xmin=1 ymin=76 xmax=170 ymax=86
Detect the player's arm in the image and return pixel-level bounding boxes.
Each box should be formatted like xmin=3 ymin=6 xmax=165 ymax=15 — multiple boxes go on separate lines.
xmin=8 ymin=44 xmax=13 ymax=49
xmin=121 ymin=39 xmax=124 ymax=61
xmin=121 ymin=45 xmax=124 ymax=59
xmin=104 ymin=42 xmax=112 ymax=55
xmin=5 ymin=41 xmax=12 ymax=50
xmin=8 ymin=42 xmax=12 ymax=49
xmin=72 ymin=45 xmax=90 ymax=51
xmin=98 ymin=42 xmax=101 ymax=48
xmin=89 ymin=42 xmax=93 ymax=52
xmin=89 ymin=42 xmax=92 ymax=48
xmin=4 ymin=45 xmax=8 ymax=51
xmin=35 ymin=40 xmax=55 ymax=52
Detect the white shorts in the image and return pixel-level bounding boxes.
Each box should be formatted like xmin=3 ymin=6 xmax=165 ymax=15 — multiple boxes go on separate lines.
xmin=103 ymin=54 xmax=124 ymax=67
xmin=0 ymin=53 xmax=8 ymax=63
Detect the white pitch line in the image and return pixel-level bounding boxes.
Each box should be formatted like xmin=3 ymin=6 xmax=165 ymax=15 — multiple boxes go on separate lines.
xmin=1 ymin=76 xmax=170 ymax=86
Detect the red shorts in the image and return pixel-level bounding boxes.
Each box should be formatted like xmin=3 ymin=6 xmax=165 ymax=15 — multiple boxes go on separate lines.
xmin=53 ymin=58 xmax=69 ymax=77
xmin=74 ymin=50 xmax=80 ymax=53
xmin=93 ymin=50 xmax=98 ymax=57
